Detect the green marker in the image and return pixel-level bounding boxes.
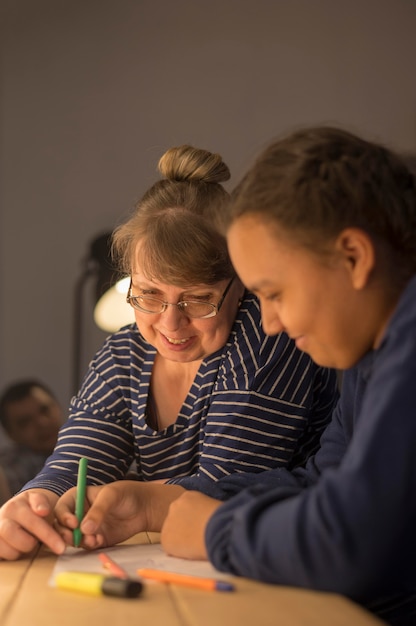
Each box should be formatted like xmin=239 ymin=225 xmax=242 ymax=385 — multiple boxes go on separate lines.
xmin=73 ymin=457 xmax=88 ymax=547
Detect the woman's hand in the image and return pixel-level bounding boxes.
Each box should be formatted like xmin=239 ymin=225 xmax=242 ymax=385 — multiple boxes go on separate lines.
xmin=161 ymin=491 xmax=222 ymax=560
xmin=54 ymin=481 xmax=185 ymax=550
xmin=0 ymin=489 xmax=64 ymax=560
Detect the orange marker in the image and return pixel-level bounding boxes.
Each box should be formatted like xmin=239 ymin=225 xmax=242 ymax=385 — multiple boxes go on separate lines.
xmin=137 ymin=568 xmax=235 ymax=591
xmin=99 ymin=552 xmax=129 ymax=579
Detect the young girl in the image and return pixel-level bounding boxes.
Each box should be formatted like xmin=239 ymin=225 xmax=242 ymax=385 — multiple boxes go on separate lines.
xmin=160 ymin=127 xmax=416 ymax=626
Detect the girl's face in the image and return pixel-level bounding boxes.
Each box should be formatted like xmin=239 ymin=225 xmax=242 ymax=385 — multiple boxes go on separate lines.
xmin=129 ymin=271 xmax=243 ymax=364
xmin=227 ymin=215 xmax=380 ymax=370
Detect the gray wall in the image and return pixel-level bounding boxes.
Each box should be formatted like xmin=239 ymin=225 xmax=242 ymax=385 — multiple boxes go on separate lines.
xmin=1 ymin=0 xmax=416 ymax=411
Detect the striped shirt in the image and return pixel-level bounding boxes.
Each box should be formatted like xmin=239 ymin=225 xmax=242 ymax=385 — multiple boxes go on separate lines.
xmin=22 ymin=293 xmax=338 ymax=495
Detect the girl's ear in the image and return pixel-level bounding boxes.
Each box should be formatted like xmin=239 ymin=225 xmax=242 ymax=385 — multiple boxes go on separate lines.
xmin=335 ymin=228 xmax=375 ymax=290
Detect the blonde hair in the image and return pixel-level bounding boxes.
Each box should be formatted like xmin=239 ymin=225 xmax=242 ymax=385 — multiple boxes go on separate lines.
xmin=112 ymin=145 xmax=234 ymax=284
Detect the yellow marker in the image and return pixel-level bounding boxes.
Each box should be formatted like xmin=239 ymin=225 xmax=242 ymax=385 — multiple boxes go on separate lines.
xmin=55 ymin=571 xmax=143 ymax=598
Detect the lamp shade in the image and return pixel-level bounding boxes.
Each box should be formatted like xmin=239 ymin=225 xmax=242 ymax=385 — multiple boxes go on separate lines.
xmin=94 ymin=276 xmax=134 ymax=332
xmin=89 ymin=233 xmax=135 ymax=333
xmin=72 ymin=232 xmax=135 ymax=395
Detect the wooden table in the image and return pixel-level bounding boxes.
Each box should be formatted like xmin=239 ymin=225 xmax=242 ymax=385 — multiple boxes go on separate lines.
xmin=0 ymin=532 xmax=387 ymax=626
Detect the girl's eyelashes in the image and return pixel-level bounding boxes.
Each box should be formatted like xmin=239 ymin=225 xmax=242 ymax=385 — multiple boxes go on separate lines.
xmin=264 ymin=292 xmax=281 ymax=302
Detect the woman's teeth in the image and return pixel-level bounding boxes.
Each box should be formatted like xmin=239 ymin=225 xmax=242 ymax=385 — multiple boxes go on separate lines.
xmin=166 ymin=336 xmax=188 ymax=345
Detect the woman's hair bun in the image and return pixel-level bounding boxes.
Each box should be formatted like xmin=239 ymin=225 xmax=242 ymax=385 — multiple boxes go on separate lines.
xmin=158 ymin=145 xmax=230 ymax=184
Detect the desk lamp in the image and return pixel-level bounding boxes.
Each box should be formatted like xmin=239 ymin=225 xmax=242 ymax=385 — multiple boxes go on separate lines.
xmin=72 ymin=232 xmax=134 ymax=393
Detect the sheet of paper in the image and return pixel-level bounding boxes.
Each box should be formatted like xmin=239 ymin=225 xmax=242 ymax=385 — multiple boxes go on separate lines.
xmin=49 ymin=542 xmax=228 ymax=587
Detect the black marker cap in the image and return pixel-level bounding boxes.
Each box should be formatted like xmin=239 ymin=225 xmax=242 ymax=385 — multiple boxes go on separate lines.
xmin=101 ymin=577 xmax=143 ymax=598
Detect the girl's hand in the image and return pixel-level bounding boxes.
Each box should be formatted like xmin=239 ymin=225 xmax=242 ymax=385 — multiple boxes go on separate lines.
xmin=161 ymin=491 xmax=222 ymax=560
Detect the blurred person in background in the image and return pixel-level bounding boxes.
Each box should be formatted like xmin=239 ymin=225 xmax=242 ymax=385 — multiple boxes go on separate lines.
xmin=0 ymin=380 xmax=64 ymax=496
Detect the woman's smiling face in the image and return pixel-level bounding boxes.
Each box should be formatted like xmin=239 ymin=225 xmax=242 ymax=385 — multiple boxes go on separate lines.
xmin=129 ymin=271 xmax=242 ymax=363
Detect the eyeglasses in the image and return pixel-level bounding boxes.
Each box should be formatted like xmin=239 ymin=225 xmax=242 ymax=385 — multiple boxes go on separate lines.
xmin=127 ymin=277 xmax=235 ymax=319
